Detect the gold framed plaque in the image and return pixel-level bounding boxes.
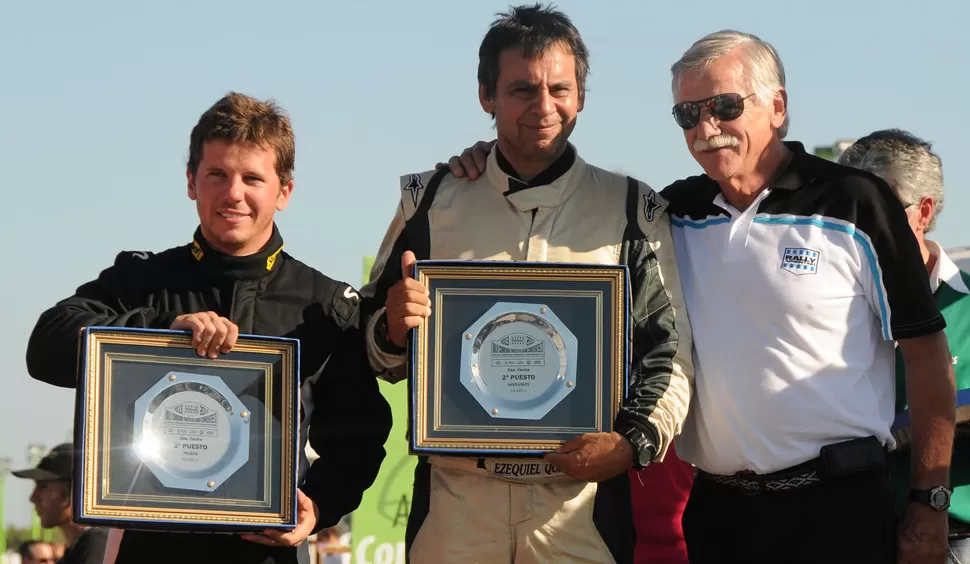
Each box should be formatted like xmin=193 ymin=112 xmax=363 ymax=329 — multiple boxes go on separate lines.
xmin=409 ymin=261 xmax=630 ymax=456
xmin=73 ymin=326 xmax=299 ymax=532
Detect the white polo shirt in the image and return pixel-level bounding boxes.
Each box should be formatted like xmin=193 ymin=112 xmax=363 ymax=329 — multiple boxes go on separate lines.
xmin=663 ymin=142 xmax=945 ymax=475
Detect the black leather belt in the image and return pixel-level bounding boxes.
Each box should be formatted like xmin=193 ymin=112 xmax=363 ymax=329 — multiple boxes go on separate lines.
xmin=699 ymin=458 xmax=822 ymax=495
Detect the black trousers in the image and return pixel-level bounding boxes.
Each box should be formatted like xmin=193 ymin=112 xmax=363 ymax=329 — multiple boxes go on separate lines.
xmin=683 ymin=468 xmax=897 ymax=563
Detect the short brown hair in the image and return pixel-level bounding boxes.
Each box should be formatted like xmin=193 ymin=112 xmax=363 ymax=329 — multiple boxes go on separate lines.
xmin=187 ymin=92 xmax=295 ymax=185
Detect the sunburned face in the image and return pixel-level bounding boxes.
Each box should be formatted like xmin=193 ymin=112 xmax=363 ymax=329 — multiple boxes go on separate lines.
xmin=481 ymin=42 xmax=584 ymax=176
xmin=675 ymin=51 xmax=786 ymax=183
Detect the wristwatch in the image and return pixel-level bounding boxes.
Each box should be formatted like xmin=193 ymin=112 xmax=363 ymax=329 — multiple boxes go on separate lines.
xmin=620 ymin=427 xmax=657 ymax=470
xmin=910 ymin=486 xmax=952 ymax=511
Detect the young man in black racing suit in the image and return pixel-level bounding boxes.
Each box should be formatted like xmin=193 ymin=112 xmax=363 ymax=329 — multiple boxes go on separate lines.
xmin=25 ymin=92 xmax=392 ymax=564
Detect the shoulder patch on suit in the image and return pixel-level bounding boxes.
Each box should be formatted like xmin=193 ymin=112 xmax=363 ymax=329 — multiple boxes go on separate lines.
xmin=107 ymin=250 xmax=161 ymax=282
xmin=115 ymin=250 xmax=154 ymax=264
xmin=330 ymin=282 xmax=360 ymax=326
xmin=342 ymin=285 xmax=360 ymax=300
xmin=642 ymin=190 xmax=662 ymax=223
xmin=632 ymin=179 xmax=669 ymax=236
xmin=399 ymin=169 xmax=437 ymax=221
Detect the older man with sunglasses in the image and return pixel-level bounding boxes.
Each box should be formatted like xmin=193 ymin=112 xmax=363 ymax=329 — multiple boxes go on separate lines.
xmin=662 ymin=30 xmax=955 ymax=564
xmin=442 ymin=27 xmax=957 ymax=564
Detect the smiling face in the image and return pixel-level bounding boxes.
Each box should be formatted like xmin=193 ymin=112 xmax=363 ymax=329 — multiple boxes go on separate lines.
xmin=675 ymin=51 xmax=786 ymax=183
xmin=480 ymin=42 xmax=583 ymax=176
xmin=187 ymin=140 xmax=292 ymax=256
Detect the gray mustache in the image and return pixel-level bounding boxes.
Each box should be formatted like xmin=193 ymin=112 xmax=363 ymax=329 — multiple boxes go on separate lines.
xmin=694 ymin=135 xmax=740 ymax=152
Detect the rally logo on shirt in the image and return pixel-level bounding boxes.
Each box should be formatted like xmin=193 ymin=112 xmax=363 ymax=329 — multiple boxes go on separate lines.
xmin=780 ymin=247 xmax=820 ymax=275
xmin=404 ymin=174 xmax=424 ymax=207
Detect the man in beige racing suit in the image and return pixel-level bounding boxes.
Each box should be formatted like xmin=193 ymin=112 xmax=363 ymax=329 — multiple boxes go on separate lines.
xmin=361 ymin=4 xmax=693 ymax=563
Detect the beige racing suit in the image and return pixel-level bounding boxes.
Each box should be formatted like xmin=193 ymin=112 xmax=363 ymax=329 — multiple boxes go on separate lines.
xmin=362 ymin=144 xmax=693 ymax=564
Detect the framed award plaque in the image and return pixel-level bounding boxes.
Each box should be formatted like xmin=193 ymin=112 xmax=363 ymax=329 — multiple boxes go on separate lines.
xmin=73 ymin=326 xmax=300 ymax=532
xmin=409 ymin=261 xmax=630 ymax=457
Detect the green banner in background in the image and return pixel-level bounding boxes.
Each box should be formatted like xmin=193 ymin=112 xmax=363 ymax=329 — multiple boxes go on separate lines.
xmin=350 ymin=256 xmax=415 ymax=564
xmin=361 ymin=256 xmax=375 ymax=285
xmin=813 ymin=139 xmax=855 ymax=162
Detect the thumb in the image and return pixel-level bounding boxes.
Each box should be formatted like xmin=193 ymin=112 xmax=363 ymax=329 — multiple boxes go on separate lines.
xmin=401 ymin=250 xmax=417 ymax=280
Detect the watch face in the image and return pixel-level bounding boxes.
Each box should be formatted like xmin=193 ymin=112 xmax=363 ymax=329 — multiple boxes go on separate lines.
xmin=931 ymin=488 xmax=951 ymax=508
xmin=638 ymin=451 xmax=653 ymax=466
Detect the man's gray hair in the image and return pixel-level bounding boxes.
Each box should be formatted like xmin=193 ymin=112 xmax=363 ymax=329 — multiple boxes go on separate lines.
xmin=671 ymin=30 xmax=789 ymax=138
xmin=838 ymin=129 xmax=945 ymax=232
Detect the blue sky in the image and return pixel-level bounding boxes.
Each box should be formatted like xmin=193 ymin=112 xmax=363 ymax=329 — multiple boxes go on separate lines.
xmin=1 ymin=0 xmax=966 ymax=528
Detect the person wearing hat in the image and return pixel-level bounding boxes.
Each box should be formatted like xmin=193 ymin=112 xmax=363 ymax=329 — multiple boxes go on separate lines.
xmin=13 ymin=443 xmax=108 ymax=564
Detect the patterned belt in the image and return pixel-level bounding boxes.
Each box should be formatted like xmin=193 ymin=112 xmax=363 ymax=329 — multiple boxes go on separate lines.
xmin=699 ymin=460 xmax=822 ymax=495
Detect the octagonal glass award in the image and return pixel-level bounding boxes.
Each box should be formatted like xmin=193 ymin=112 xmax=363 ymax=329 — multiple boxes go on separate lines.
xmin=409 ymin=261 xmax=630 ymax=456
xmin=74 ymin=327 xmax=299 ymax=532
xmin=132 ymin=372 xmax=250 ymax=492
xmin=461 ymin=303 xmax=577 ymax=421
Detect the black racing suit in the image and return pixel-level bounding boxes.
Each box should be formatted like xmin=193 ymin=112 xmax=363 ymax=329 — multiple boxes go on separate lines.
xmin=26 ymin=225 xmax=392 ymax=564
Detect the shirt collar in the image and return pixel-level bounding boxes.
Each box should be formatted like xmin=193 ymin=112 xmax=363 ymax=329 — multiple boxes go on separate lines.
xmin=689 ymin=141 xmax=812 ymax=212
xmin=189 ymin=224 xmax=285 ymax=280
xmin=495 ymin=144 xmax=576 ymax=193
xmin=484 ymin=142 xmax=584 ymax=212
xmin=927 ymin=240 xmax=969 ymax=295
xmin=770 ymin=141 xmax=814 ymax=191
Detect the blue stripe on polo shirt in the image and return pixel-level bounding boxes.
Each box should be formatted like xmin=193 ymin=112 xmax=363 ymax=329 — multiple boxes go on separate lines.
xmin=670 ymin=216 xmax=731 ymax=229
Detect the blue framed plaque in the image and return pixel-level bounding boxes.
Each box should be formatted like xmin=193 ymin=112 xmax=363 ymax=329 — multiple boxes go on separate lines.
xmin=73 ymin=326 xmax=300 ymax=532
xmin=409 ymin=261 xmax=630 ymax=457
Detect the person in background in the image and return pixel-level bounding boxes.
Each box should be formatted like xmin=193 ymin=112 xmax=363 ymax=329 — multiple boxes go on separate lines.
xmin=839 ymin=128 xmax=970 ymax=564
xmin=628 ymin=447 xmax=693 ymax=563
xmin=11 ymin=444 xmax=108 ymax=564
xmin=18 ymin=541 xmax=56 ymax=564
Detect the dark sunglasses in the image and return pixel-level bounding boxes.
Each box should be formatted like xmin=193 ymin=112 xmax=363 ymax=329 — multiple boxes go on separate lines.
xmin=672 ymin=93 xmax=754 ymax=130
